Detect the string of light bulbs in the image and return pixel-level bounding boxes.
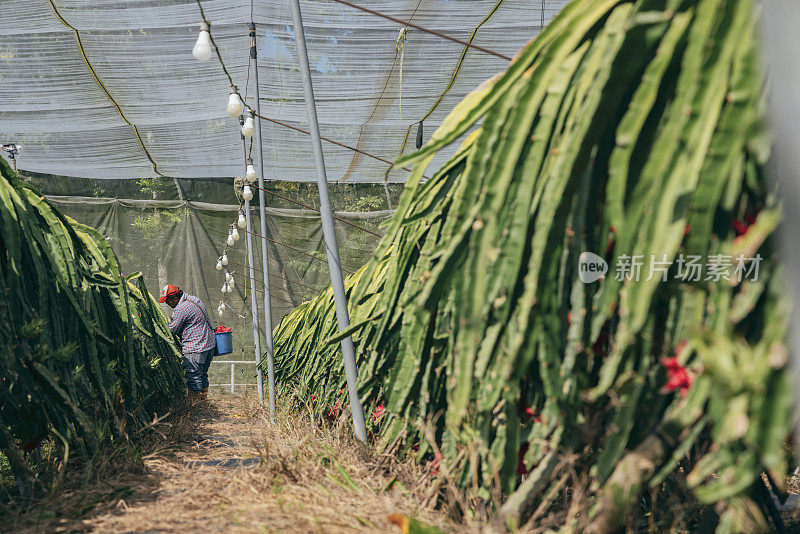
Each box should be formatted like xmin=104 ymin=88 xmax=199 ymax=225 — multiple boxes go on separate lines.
xmin=212 ymin=178 xmax=249 ymax=316
xmin=213 ymin=198 xmax=323 ymax=304
xmin=210 ymin=220 xmax=341 ymax=283
xmin=191 ymin=2 xmax=429 ymax=182
xmin=193 ymin=1 xmax=369 ymax=315
xmin=192 ymin=0 xmax=245 ymax=319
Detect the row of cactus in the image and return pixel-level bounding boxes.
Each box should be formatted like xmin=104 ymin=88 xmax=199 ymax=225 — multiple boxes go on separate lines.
xmin=0 ymin=157 xmax=184 ymax=495
xmin=270 ymin=0 xmax=793 ymax=529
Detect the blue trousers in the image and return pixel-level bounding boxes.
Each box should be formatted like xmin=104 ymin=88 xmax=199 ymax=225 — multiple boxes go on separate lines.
xmin=183 ymin=348 xmax=215 ymax=392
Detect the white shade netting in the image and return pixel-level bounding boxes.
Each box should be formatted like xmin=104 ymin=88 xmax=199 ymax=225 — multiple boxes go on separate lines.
xmin=1 ymin=0 xmax=568 ymax=181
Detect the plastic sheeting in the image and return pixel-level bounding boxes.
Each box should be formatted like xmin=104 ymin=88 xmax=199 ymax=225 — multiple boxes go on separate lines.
xmin=1 ymin=0 xmax=568 ymax=181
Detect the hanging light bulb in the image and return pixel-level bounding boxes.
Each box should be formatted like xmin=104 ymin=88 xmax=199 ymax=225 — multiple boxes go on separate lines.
xmin=245 ymin=163 xmax=257 ymax=183
xmin=237 ymin=211 xmax=247 ymax=228
xmin=221 ymin=252 xmax=228 ymax=265
xmin=225 ymin=272 xmax=232 ymax=282
xmin=242 ymin=184 xmax=254 ymax=201
xmin=226 ymin=283 xmax=233 ymax=293
xmin=192 ymin=22 xmax=212 ymax=61
xmin=228 ymin=277 xmax=235 ymax=289
xmin=219 ymin=301 xmax=226 ymax=310
xmin=216 ymin=259 xmax=223 ymax=271
xmin=227 ymin=89 xmax=244 ymax=118
xmin=231 ymin=227 xmax=240 ymax=241
xmin=221 ymin=283 xmax=228 ymax=294
xmin=227 ymin=233 xmax=235 ymax=246
xmin=241 ymin=114 xmax=255 ymax=138
xmin=218 ymin=307 xmax=225 ymax=317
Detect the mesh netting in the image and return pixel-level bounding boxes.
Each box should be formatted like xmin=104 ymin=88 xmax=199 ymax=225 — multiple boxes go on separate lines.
xmin=17 ymin=174 xmax=397 ymax=388
xmin=46 ymin=189 xmax=392 ymax=365
xmin=1 ymin=0 xmax=568 ymax=181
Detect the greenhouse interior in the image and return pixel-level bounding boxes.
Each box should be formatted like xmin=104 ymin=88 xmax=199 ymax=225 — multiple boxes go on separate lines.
xmin=2 ymin=0 xmax=800 ymax=532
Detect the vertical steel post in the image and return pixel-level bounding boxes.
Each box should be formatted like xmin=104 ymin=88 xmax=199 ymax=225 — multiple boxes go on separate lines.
xmin=288 ymin=0 xmax=367 ymax=443
xmin=242 ymin=134 xmax=265 ymax=406
xmin=249 ymin=22 xmax=275 ymax=420
xmin=230 ymin=363 xmax=235 ymax=394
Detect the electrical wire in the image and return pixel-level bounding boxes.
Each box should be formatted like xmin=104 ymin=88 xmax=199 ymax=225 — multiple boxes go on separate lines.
xmin=225 ymin=259 xmax=321 ymax=293
xmin=248 ymin=182 xmax=385 ymax=238
xmin=197 ymin=0 xmax=398 ymax=287
xmin=541 ymin=0 xmax=546 ymax=28
xmin=235 ymin=271 xmax=311 ymax=301
xmin=195 ymin=0 xmax=428 ymax=180
xmin=327 ymin=0 xmax=511 ymax=61
xmin=239 ymin=227 xmax=356 ymax=275
xmin=341 ymin=0 xmax=424 ymax=182
xmin=195 ymin=0 xmax=237 ymax=88
xmin=251 ymin=285 xmax=296 ymax=306
xmin=248 ymin=110 xmax=427 ymax=179
xmin=389 ymin=0 xmax=507 ymax=177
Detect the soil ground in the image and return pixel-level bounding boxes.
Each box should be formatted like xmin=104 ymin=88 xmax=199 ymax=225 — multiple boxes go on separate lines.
xmin=7 ymin=393 xmax=797 ymax=533
xmin=7 ymin=393 xmax=459 ymax=533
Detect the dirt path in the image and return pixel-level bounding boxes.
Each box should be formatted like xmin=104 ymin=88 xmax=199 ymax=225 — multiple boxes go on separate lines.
xmin=72 ymin=395 xmax=453 ymax=533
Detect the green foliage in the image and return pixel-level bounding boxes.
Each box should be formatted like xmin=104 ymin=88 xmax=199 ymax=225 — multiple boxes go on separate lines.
xmin=135 ymin=177 xmax=173 ymax=199
xmin=271 ymin=182 xmax=400 ymax=212
xmin=0 ymin=157 xmax=184 ymax=494
xmin=132 ymin=209 xmax=183 ymax=237
xmin=272 ymin=0 xmax=792 ymax=528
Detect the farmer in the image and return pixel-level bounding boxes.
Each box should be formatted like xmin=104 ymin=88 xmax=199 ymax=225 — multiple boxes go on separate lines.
xmin=159 ymin=284 xmax=216 ymax=398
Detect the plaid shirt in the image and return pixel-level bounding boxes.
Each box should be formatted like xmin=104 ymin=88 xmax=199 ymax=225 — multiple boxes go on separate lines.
xmin=168 ymin=293 xmax=216 ymax=354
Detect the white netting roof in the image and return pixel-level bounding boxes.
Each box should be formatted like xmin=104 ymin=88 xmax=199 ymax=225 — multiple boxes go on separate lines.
xmin=1 ymin=0 xmax=568 ymax=181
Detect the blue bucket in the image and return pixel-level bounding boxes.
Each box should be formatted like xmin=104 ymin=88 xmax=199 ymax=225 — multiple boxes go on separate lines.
xmin=215 ymin=331 xmax=233 ymax=355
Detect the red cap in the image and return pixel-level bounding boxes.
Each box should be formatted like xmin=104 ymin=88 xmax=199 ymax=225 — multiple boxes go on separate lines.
xmin=159 ymin=284 xmax=180 ymax=303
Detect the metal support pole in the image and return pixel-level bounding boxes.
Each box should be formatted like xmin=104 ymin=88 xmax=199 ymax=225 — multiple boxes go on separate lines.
xmin=242 ymin=133 xmax=265 ymax=406
xmin=249 ymin=22 xmax=276 ymax=421
xmin=288 ymin=0 xmax=368 ymax=443
xmin=230 ymin=363 xmax=235 ymax=394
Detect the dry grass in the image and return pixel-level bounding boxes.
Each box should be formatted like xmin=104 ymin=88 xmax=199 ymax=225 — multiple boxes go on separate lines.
xmin=4 ymin=393 xmax=469 ymax=533
xmin=6 ymin=393 xmax=797 ymax=532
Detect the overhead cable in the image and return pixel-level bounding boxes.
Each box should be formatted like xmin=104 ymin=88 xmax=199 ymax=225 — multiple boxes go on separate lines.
xmin=248 ymin=183 xmax=385 ymax=238
xmin=327 ymin=0 xmax=512 ymax=61
xmin=249 ymin=111 xmax=427 ymax=179
xmin=226 ymin=259 xmax=321 ymax=293
xmin=389 ymin=0 xmax=507 ymax=176
xmin=240 ymin=227 xmax=356 ymax=275
xmin=195 ymin=0 xmax=237 ymax=89
xmin=195 ymin=0 xmax=428 ymax=181
xmin=251 ymin=286 xmax=296 ymax=306
xmin=237 ymin=271 xmax=311 ymax=301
